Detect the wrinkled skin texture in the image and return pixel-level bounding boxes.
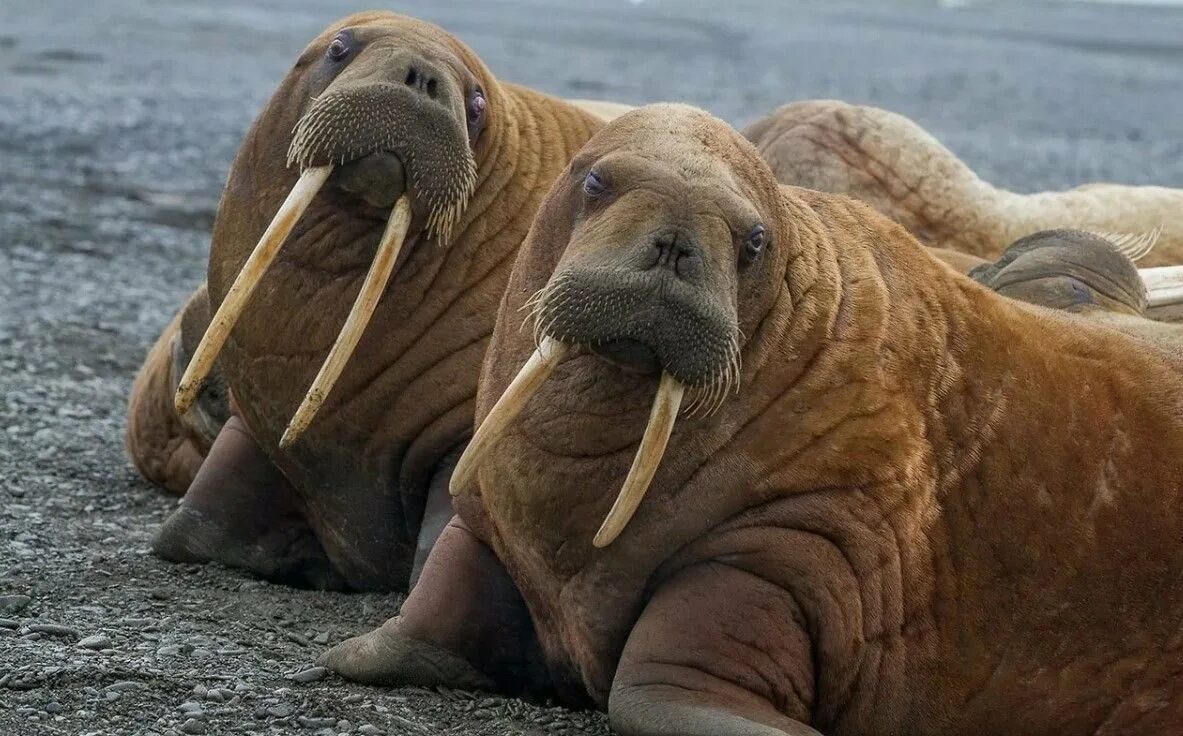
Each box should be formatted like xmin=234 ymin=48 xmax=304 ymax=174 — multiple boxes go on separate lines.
xmin=327 ymin=106 xmax=1183 ymax=736
xmin=744 ymin=100 xmax=1183 ymax=266
xmin=125 ymin=12 xmax=603 ymax=591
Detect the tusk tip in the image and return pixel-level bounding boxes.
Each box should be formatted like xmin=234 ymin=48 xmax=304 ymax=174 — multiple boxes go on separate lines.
xmin=278 ymin=426 xmax=300 ymax=449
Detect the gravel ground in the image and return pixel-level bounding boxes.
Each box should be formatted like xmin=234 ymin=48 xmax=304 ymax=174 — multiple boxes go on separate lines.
xmin=2 ymin=1 xmax=1182 ymax=734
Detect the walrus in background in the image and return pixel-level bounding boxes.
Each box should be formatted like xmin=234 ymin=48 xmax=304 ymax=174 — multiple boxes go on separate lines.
xmin=323 ymin=105 xmax=1183 ymax=735
xmin=124 ymin=11 xmax=609 ymax=591
xmin=744 ymin=99 xmax=1180 ymax=265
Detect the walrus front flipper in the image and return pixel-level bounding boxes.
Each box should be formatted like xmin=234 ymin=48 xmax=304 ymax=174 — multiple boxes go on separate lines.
xmin=969 ymin=229 xmax=1148 ymax=318
xmin=610 ymin=562 xmax=821 ymax=736
xmin=152 ymin=416 xmax=346 ymax=590
xmin=321 ymin=517 xmax=550 ymax=698
xmin=126 ymin=285 xmax=229 ymax=494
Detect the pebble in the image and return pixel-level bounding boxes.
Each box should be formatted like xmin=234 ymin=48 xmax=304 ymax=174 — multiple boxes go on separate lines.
xmin=357 ymin=726 xmax=381 ymax=735
xmin=78 ymin=634 xmax=110 ymax=649
xmin=298 ymin=716 xmax=336 ymax=728
xmin=267 ymin=704 xmax=293 ymax=719
xmin=179 ymin=717 xmax=206 ymax=734
xmin=28 ymin=623 xmax=79 ymax=638
xmin=289 ymin=666 xmax=327 ymax=683
xmin=342 ymin=694 xmax=363 ymax=705
xmin=0 ymin=595 xmax=31 ymax=614
xmin=0 ymin=618 xmax=19 ymax=629
xmin=312 ymin=632 xmax=330 ymax=645
xmin=105 ymin=681 xmax=140 ymax=693
xmin=43 ymin=702 xmax=63 ymax=714
xmin=178 ymin=701 xmax=204 ymax=715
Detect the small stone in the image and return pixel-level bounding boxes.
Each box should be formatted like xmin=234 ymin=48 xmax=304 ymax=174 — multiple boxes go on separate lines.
xmin=289 ymin=666 xmax=327 ymax=683
xmin=28 ymin=624 xmax=78 ymax=639
xmin=267 ymin=704 xmax=293 ymax=719
xmin=342 ymin=694 xmax=363 ymax=705
xmin=78 ymin=634 xmax=110 ymax=649
xmin=298 ymin=716 xmax=336 ymax=728
xmin=0 ymin=618 xmax=18 ymax=629
xmin=42 ymin=702 xmax=63 ymax=714
xmin=178 ymin=701 xmax=204 ymax=714
xmin=179 ymin=718 xmax=206 ymax=734
xmin=312 ymin=632 xmax=330 ymax=645
xmin=105 ymin=681 xmax=140 ymax=693
xmin=0 ymin=595 xmax=30 ymax=614
xmin=357 ymin=726 xmax=380 ymax=735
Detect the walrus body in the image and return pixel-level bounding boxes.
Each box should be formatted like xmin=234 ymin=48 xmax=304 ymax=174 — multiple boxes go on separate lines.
xmin=744 ymin=100 xmax=1181 ymax=266
xmin=125 ymin=12 xmax=604 ymax=591
xmin=325 ymin=106 xmax=1183 ymax=735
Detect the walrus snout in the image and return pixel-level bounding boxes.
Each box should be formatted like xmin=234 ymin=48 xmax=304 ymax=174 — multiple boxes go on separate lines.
xmin=534 ymin=267 xmax=737 ymax=389
xmin=288 ymin=82 xmax=476 ymax=239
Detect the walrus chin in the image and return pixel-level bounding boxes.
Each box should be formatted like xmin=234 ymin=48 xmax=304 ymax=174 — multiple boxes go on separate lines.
xmin=449 ymin=336 xmax=687 ymax=548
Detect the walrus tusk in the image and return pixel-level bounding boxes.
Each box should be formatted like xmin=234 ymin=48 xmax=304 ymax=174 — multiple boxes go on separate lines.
xmin=1140 ymin=266 xmax=1183 ymax=308
xmin=279 ymin=195 xmax=414 ymax=448
xmin=593 ymin=372 xmax=685 ymax=548
xmin=448 ymin=337 xmax=570 ymax=496
xmin=174 ymin=165 xmax=332 ymax=415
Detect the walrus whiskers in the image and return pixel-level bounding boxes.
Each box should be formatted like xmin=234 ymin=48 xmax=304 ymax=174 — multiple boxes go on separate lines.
xmin=448 ymin=337 xmax=570 ymax=496
xmin=592 ymin=372 xmax=685 ymax=548
xmin=280 ymin=195 xmax=414 ymax=448
xmin=1140 ymin=266 xmax=1183 ymax=308
xmin=174 ymin=165 xmax=332 ymax=415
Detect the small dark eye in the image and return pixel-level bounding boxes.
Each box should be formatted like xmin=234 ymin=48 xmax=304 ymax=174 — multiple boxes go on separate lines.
xmin=741 ymin=223 xmax=766 ymax=264
xmin=468 ymin=89 xmax=487 ymax=123
xmin=326 ymin=33 xmax=351 ymax=62
xmin=583 ymin=169 xmax=605 ymax=197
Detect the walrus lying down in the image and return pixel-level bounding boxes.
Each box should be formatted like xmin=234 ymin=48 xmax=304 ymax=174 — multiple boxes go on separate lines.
xmin=745 ymin=99 xmax=1181 ymax=266
xmin=124 ymin=11 xmax=610 ymax=591
xmin=323 ymin=105 xmax=1183 ymax=735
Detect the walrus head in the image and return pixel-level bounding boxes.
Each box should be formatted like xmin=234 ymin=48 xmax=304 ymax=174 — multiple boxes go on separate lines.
xmin=451 ymin=104 xmax=789 ymax=546
xmin=173 ymin=12 xmax=499 ymax=445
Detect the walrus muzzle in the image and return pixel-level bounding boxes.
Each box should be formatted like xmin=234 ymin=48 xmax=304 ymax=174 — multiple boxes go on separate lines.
xmin=449 ymin=337 xmax=686 ymax=548
xmin=173 ymin=84 xmax=480 ymax=447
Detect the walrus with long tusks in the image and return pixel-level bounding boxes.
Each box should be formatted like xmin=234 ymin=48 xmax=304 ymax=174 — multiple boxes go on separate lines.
xmin=744 ymin=100 xmax=1180 ymax=266
xmin=124 ymin=11 xmax=612 ymax=591
xmin=322 ymin=105 xmax=1183 ymax=735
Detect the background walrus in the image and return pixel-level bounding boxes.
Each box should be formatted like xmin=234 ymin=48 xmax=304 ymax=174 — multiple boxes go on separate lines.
xmin=745 ymin=100 xmax=1180 ymax=265
xmin=324 ymin=105 xmax=1183 ymax=735
xmin=124 ymin=11 xmax=607 ymax=591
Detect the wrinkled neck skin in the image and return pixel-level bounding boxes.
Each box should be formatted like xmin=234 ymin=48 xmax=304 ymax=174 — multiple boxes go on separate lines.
xmin=207 ymin=74 xmax=601 ymax=589
xmin=745 ymin=100 xmax=1183 ymax=266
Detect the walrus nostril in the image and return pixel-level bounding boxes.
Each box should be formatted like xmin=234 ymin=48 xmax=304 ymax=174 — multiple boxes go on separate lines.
xmin=651 ymin=232 xmax=702 ymax=281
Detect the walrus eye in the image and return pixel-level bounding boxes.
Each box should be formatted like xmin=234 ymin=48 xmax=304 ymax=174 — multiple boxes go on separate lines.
xmin=741 ymin=223 xmax=766 ymax=265
xmin=583 ymin=169 xmax=606 ymax=197
xmin=468 ymin=89 xmax=487 ymax=124
xmin=326 ymin=33 xmax=352 ymax=63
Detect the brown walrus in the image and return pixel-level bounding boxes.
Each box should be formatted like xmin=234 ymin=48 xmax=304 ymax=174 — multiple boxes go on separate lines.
xmin=322 ymin=105 xmax=1183 ymax=735
xmin=124 ymin=11 xmax=609 ymax=591
xmin=744 ymin=99 xmax=1179 ymax=265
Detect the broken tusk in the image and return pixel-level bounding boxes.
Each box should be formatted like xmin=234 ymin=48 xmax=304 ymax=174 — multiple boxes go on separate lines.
xmin=592 ymin=372 xmax=684 ymax=548
xmin=279 ymin=195 xmax=414 ymax=448
xmin=448 ymin=337 xmax=570 ymax=496
xmin=174 ymin=165 xmax=332 ymax=415
xmin=1140 ymin=266 xmax=1183 ymax=308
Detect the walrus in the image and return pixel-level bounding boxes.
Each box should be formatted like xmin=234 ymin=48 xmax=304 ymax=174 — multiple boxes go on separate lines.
xmin=124 ymin=11 xmax=612 ymax=591
xmin=322 ymin=105 xmax=1183 ymax=735
xmin=744 ymin=99 xmax=1179 ymax=266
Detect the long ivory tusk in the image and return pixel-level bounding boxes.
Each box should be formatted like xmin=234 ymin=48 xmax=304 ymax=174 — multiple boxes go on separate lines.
xmin=1140 ymin=266 xmax=1183 ymax=308
xmin=174 ymin=166 xmax=332 ymax=415
xmin=593 ymin=372 xmax=684 ymax=548
xmin=448 ymin=337 xmax=570 ymax=496
xmin=279 ymin=196 xmax=414 ymax=448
